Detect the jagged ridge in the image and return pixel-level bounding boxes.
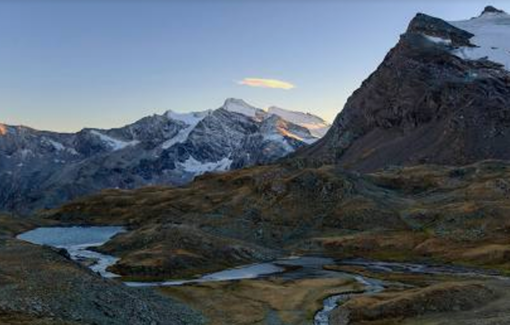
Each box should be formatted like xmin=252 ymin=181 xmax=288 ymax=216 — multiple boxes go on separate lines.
xmin=0 ymin=99 xmax=330 ymax=213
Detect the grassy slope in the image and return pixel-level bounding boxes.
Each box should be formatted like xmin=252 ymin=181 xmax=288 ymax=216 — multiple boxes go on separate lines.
xmin=28 ymin=159 xmax=510 ymax=325
xmin=42 ymin=160 xmax=510 ymax=278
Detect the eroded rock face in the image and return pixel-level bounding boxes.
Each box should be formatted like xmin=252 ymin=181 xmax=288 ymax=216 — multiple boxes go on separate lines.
xmin=298 ymin=10 xmax=510 ymax=171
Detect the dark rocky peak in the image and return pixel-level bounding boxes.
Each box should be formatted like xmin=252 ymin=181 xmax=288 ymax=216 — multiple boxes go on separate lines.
xmin=295 ymin=10 xmax=510 ymax=172
xmin=407 ymin=13 xmax=474 ymax=46
xmin=481 ymin=5 xmax=506 ymax=15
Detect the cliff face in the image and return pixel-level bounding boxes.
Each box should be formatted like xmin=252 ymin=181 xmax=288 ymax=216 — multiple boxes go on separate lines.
xmin=299 ymin=9 xmax=510 ymax=171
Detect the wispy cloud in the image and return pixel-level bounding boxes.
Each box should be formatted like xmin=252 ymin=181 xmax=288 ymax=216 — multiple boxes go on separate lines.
xmin=238 ymin=78 xmax=295 ymax=90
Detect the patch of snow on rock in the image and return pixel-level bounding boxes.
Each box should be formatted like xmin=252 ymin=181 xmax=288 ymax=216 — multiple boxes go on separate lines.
xmin=44 ymin=138 xmax=66 ymax=151
xmin=264 ymin=134 xmax=294 ymax=152
xmin=179 ymin=156 xmax=233 ymax=176
xmin=90 ymin=130 xmax=139 ymax=151
xmin=450 ymin=10 xmax=510 ymax=71
xmin=162 ymin=110 xmax=209 ymax=149
xmin=424 ymin=35 xmax=453 ymax=45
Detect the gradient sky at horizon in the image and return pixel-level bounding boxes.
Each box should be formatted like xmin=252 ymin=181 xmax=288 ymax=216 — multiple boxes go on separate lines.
xmin=2 ymin=0 xmax=509 ymax=132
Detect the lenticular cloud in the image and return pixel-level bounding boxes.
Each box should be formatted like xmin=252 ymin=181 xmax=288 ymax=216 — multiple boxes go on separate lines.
xmin=238 ymin=78 xmax=295 ymax=90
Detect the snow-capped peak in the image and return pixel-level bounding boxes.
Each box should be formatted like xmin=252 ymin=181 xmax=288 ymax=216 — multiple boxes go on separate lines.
xmin=222 ymin=98 xmax=265 ymax=119
xmin=450 ymin=8 xmax=510 ymax=71
xmin=267 ymin=106 xmax=331 ymax=138
xmin=165 ymin=110 xmax=210 ymax=125
xmin=158 ymin=98 xmax=330 ymax=150
xmin=220 ymin=99 xmax=331 ymax=137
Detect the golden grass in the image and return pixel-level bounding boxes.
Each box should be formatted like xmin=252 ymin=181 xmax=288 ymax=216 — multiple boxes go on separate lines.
xmin=161 ymin=277 xmax=358 ymax=325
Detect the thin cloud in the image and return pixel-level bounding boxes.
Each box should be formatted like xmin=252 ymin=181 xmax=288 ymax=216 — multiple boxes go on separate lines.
xmin=238 ymin=78 xmax=295 ymax=90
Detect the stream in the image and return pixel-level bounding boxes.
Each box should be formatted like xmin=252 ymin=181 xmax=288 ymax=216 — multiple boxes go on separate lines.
xmin=313 ymin=275 xmax=385 ymax=325
xmin=16 ymin=226 xmax=508 ymax=325
xmin=17 ymin=226 xmax=126 ymax=278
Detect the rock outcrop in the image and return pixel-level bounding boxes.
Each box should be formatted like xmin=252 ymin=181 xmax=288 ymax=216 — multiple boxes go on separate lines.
xmin=298 ymin=8 xmax=510 ymax=172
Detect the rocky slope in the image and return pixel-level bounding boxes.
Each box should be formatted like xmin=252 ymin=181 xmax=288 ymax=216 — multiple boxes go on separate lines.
xmin=0 ymin=235 xmax=203 ymax=325
xmin=297 ymin=7 xmax=510 ymax=171
xmin=0 ymin=98 xmax=329 ymax=214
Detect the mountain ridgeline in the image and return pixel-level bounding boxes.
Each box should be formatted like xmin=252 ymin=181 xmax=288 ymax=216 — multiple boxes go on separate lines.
xmin=298 ymin=7 xmax=510 ymax=171
xmin=0 ymin=99 xmax=330 ymax=213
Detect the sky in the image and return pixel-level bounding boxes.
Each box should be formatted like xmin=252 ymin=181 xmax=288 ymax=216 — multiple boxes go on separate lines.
xmin=1 ymin=0 xmax=509 ymax=132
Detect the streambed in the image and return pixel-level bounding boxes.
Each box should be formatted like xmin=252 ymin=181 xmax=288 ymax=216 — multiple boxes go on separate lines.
xmin=18 ymin=226 xmax=506 ymax=325
xmin=16 ymin=227 xmax=385 ymax=324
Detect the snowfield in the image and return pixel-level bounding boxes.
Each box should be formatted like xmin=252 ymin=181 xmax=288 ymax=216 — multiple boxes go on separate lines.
xmin=450 ymin=11 xmax=510 ymax=71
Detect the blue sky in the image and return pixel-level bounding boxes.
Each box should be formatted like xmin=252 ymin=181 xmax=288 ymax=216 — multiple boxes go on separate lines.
xmin=1 ymin=0 xmax=509 ymax=132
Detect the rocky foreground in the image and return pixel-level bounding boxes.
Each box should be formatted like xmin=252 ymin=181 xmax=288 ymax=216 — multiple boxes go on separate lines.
xmin=0 ymin=217 xmax=203 ymax=325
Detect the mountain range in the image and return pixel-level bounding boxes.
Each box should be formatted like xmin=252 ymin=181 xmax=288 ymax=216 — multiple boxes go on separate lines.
xmin=0 ymin=98 xmax=330 ymax=213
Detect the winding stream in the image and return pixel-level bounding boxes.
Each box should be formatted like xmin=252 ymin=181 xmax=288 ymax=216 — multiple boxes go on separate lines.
xmin=17 ymin=226 xmax=125 ymax=278
xmin=313 ymin=275 xmax=385 ymax=325
xmin=127 ymin=256 xmax=341 ymax=287
xmin=17 ymin=227 xmax=508 ymax=325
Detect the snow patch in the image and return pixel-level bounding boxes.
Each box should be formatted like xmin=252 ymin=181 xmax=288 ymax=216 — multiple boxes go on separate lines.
xmin=42 ymin=138 xmax=79 ymax=155
xmin=263 ymin=134 xmax=294 ymax=152
xmin=424 ymin=35 xmax=452 ymax=45
xmin=162 ymin=111 xmax=209 ymax=149
xmin=43 ymin=138 xmax=65 ymax=151
xmin=179 ymin=156 xmax=233 ymax=176
xmin=90 ymin=130 xmax=139 ymax=151
xmin=450 ymin=12 xmax=510 ymax=71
